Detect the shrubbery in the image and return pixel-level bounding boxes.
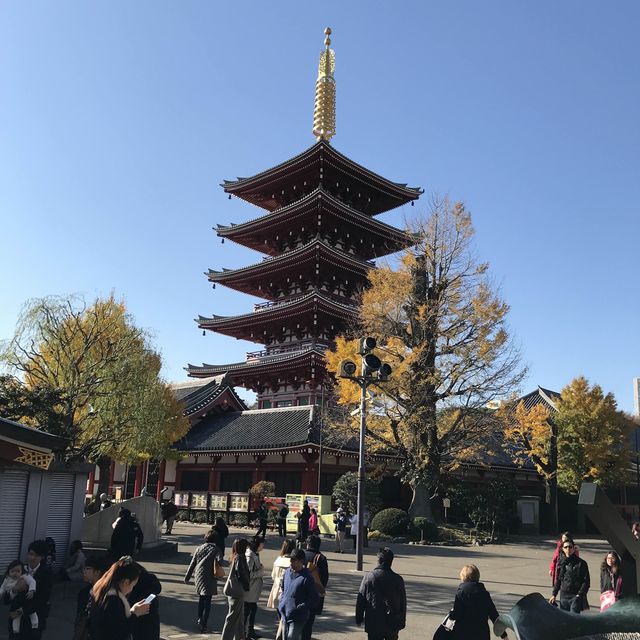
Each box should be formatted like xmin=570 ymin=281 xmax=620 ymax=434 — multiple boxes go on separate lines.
xmin=411 ymin=517 xmax=439 ymax=542
xmin=370 ymin=508 xmax=410 ymax=536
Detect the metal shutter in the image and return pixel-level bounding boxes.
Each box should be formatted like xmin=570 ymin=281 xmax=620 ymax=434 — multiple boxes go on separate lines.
xmin=0 ymin=469 xmax=29 ymax=571
xmin=47 ymin=473 xmax=76 ymax=568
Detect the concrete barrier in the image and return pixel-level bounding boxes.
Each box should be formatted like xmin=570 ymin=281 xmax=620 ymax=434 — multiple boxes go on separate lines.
xmin=82 ymin=496 xmax=162 ymax=549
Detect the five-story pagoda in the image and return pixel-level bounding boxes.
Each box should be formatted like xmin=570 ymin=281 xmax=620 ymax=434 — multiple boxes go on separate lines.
xmin=187 ymin=28 xmax=421 ymax=410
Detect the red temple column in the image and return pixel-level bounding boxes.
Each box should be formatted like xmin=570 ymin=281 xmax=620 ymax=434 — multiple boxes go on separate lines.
xmin=134 ymin=463 xmax=143 ymax=497
xmin=87 ymin=470 xmax=95 ymax=496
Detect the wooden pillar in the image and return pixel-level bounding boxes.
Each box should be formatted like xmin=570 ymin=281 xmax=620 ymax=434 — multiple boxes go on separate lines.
xmin=134 ymin=463 xmax=143 ymax=497
xmin=208 ymin=457 xmax=221 ymax=492
xmin=302 ymin=450 xmax=319 ymax=494
xmin=87 ymin=470 xmax=96 ymax=497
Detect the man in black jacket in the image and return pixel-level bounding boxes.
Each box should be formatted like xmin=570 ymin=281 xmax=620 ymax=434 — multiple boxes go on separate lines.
xmin=549 ymin=538 xmax=590 ymax=613
xmin=355 ymin=547 xmax=406 ymax=640
xmin=302 ymin=536 xmax=329 ymax=640
xmin=11 ymin=540 xmax=53 ymax=639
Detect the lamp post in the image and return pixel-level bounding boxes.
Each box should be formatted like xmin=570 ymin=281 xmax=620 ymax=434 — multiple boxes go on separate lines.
xmin=339 ymin=337 xmax=392 ymax=571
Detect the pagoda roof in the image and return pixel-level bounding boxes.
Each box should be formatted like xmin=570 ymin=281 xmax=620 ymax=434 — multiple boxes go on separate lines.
xmin=222 ymin=140 xmax=422 ymax=215
xmin=171 ymin=374 xmax=247 ymax=419
xmin=207 ymin=238 xmax=372 ymax=299
xmin=186 ymin=344 xmax=327 ymax=380
xmin=196 ymin=290 xmax=357 ymax=343
xmin=216 ymin=187 xmax=415 ymax=258
xmin=175 ymin=406 xmax=316 ymax=452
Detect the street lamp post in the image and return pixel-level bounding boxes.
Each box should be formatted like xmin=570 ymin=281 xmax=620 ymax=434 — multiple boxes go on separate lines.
xmin=339 ymin=337 xmax=392 ymax=572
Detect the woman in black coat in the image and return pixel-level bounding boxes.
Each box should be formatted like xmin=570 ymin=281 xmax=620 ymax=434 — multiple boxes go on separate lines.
xmin=128 ymin=565 xmax=162 ymax=640
xmin=214 ymin=517 xmax=230 ymax=557
xmin=89 ymin=557 xmax=150 ymax=640
xmin=449 ymin=565 xmax=507 ymax=640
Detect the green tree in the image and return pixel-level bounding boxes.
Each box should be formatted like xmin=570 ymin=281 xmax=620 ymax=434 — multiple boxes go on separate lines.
xmin=555 ymin=377 xmax=633 ymax=493
xmin=331 ymin=471 xmax=382 ymax=516
xmin=326 ymin=199 xmax=525 ymax=520
xmin=1 ymin=294 xmax=189 ymax=493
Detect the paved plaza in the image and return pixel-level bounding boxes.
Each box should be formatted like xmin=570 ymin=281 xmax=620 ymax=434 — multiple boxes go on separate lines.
xmin=8 ymin=522 xmax=614 ymax=640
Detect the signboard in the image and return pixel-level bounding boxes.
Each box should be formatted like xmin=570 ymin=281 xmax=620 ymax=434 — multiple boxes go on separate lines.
xmin=209 ymin=493 xmax=228 ymax=511
xmin=229 ymin=493 xmax=249 ymax=513
xmin=174 ymin=492 xmax=189 ymax=507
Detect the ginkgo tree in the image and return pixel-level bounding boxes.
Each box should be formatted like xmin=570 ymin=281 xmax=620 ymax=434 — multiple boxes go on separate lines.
xmin=326 ymin=198 xmax=526 ymax=520
xmin=1 ymin=294 xmax=189 ymax=493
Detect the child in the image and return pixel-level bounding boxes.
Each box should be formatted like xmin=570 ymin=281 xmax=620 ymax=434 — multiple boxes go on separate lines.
xmin=0 ymin=560 xmax=39 ymax=636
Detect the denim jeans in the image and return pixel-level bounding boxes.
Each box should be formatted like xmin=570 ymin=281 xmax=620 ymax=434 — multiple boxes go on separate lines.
xmin=285 ymin=619 xmax=307 ymax=640
xmin=559 ymin=593 xmax=584 ymax=613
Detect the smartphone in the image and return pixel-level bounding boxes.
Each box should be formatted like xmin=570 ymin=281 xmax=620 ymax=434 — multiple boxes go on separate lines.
xmin=143 ymin=594 xmax=157 ymax=604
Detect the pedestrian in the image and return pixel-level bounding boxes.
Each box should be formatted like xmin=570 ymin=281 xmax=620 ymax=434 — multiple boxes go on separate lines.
xmin=333 ymin=507 xmax=348 ymax=553
xmin=244 ymin=536 xmax=265 ymax=639
xmin=267 ymin=540 xmax=295 ymax=640
xmin=351 ymin=512 xmax=359 ymax=550
xmin=278 ymin=549 xmax=319 ymax=640
xmin=549 ymin=531 xmax=580 ymax=586
xmin=220 ymin=538 xmax=250 ymax=640
xmin=298 ymin=501 xmax=311 ymax=542
xmin=308 ymin=509 xmax=318 ymax=536
xmin=73 ymin=555 xmax=107 ymax=640
xmin=302 ymin=536 xmax=328 ymax=640
xmin=549 ymin=538 xmax=590 ymax=613
xmin=277 ymin=503 xmax=289 ymax=538
xmin=255 ymin=501 xmax=269 ymax=538
xmin=632 ymin=522 xmax=640 ymax=541
xmin=161 ymin=500 xmax=178 ymax=535
xmin=362 ymin=507 xmax=370 ymax=548
xmin=60 ymin=540 xmax=86 ymax=582
xmin=99 ymin=493 xmax=112 ymax=511
xmin=0 ymin=559 xmax=39 ymax=638
xmin=128 ymin=564 xmax=162 ymax=640
xmin=88 ymin=556 xmax=150 ymax=640
xmin=214 ymin=517 xmax=230 ymax=557
xmin=447 ymin=564 xmax=507 ymax=640
xmin=355 ymin=547 xmax=405 ymax=640
xmin=85 ymin=495 xmax=100 ymax=516
xmin=10 ymin=540 xmax=53 ymax=639
xmin=184 ymin=529 xmax=224 ymax=633
xmin=110 ymin=508 xmax=144 ymax=561
xmin=599 ymin=550 xmax=623 ymax=611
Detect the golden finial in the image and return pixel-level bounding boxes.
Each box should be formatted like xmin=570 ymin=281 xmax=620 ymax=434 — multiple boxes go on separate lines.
xmin=313 ymin=27 xmax=336 ymax=143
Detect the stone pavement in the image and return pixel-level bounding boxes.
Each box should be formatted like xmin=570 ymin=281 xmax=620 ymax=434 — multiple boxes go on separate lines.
xmin=2 ymin=522 xmax=612 ymax=639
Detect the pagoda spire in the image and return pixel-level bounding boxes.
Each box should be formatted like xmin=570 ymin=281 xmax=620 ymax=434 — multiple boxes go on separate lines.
xmin=312 ymin=27 xmax=336 ymax=143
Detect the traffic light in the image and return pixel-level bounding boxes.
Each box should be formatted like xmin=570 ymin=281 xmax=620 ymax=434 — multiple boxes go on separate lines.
xmin=378 ymin=362 xmax=392 ymax=381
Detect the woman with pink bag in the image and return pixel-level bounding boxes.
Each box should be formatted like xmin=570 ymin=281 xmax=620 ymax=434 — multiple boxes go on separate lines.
xmin=599 ymin=551 xmax=622 ymax=611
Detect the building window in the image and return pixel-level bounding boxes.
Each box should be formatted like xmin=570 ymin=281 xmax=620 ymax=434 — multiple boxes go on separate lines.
xmin=180 ymin=470 xmax=209 ymax=491
xmin=279 ymin=400 xmax=293 ymax=407
xmin=219 ymin=471 xmax=253 ymax=493
xmin=298 ymin=397 xmax=309 ymax=406
xmin=266 ymin=471 xmax=303 ymax=496
xmin=261 ymin=400 xmax=272 ymax=409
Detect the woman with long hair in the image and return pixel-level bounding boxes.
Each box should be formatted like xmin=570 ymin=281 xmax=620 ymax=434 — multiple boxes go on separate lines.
xmin=267 ymin=539 xmax=295 ymax=640
xmin=600 ymin=550 xmax=623 ymax=610
xmin=221 ymin=538 xmax=250 ymax=640
xmin=185 ymin=529 xmax=223 ymax=633
xmin=244 ymin=536 xmax=265 ymax=640
xmin=89 ymin=556 xmax=150 ymax=640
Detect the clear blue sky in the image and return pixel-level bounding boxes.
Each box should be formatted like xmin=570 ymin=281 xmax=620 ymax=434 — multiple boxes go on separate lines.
xmin=1 ymin=2 xmax=639 ymax=410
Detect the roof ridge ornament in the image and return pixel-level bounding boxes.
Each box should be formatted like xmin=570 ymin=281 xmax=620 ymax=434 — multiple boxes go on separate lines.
xmin=312 ymin=27 xmax=336 ymax=143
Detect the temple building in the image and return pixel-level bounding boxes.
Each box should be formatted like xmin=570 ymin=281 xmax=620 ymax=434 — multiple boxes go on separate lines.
xmin=151 ymin=28 xmax=420 ymax=500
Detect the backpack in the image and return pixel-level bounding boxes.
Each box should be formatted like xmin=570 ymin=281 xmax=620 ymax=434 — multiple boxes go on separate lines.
xmin=307 ymin=553 xmax=326 ymax=597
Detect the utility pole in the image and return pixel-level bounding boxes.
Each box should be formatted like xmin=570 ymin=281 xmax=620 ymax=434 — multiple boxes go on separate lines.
xmin=339 ymin=337 xmax=392 ymax=572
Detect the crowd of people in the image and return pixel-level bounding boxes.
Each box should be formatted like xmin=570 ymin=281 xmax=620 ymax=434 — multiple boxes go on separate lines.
xmin=1 ymin=498 xmax=636 ymax=640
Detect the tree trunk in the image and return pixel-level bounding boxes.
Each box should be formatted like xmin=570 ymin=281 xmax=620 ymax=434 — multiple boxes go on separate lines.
xmin=96 ymin=456 xmax=112 ymax=496
xmin=545 ymin=475 xmax=558 ymax=533
xmin=409 ymin=481 xmax=434 ymax=519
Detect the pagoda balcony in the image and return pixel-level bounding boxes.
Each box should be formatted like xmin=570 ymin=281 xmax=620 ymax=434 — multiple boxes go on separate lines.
xmin=246 ymin=341 xmax=329 ymax=361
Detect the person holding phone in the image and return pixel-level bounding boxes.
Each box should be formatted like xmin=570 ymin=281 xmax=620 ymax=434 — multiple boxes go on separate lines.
xmin=128 ymin=564 xmax=162 ymax=640
xmin=89 ymin=556 xmax=150 ymax=640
